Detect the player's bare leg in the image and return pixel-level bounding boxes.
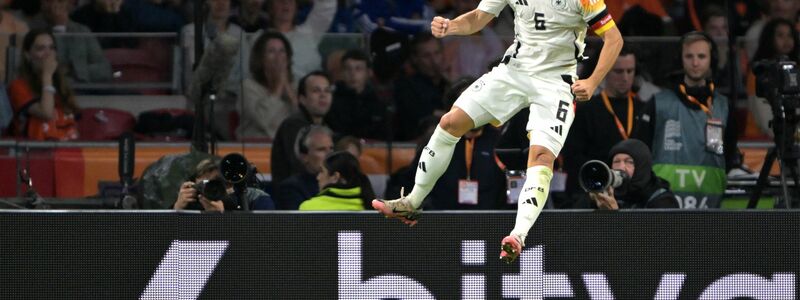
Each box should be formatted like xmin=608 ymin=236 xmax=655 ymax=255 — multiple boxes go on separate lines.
xmin=372 ymin=107 xmax=475 ymax=225
xmin=501 ymin=145 xmax=555 ymax=263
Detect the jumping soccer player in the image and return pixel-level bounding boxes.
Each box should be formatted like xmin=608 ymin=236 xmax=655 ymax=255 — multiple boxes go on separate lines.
xmin=373 ymin=0 xmax=622 ymax=263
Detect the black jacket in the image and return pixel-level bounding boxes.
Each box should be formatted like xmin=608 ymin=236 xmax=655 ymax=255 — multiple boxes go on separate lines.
xmin=606 ymin=139 xmax=677 ymax=208
xmin=274 ymin=171 xmax=319 ymax=210
xmin=393 ymin=74 xmax=448 ymax=141
xmin=563 ymin=93 xmax=646 ymax=197
xmin=386 ymin=127 xmax=510 ymax=210
xmin=327 ymin=83 xmax=389 ymax=140
xmin=270 ymin=106 xmax=317 ymax=187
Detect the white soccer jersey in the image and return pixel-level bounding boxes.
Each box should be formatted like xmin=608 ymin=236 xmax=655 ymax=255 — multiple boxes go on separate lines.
xmin=478 ymin=0 xmax=615 ymax=77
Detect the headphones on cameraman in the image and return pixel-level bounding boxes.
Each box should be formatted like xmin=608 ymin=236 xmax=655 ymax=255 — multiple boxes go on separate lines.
xmin=678 ymin=31 xmax=719 ymax=77
xmin=294 ymin=125 xmax=312 ymax=157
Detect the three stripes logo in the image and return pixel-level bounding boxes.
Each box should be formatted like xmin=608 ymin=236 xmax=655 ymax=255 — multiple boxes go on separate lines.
xmin=515 ymin=0 xmax=529 ymax=5
xmin=523 ymin=197 xmax=539 ymax=207
xmin=550 ymin=125 xmax=563 ymax=136
xmin=418 ymin=162 xmax=427 ymax=173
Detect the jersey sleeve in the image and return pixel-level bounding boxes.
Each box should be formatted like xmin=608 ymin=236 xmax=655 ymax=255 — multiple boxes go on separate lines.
xmin=8 ymin=79 xmax=35 ymax=112
xmin=580 ymin=0 xmax=616 ymax=35
xmin=477 ymin=0 xmax=506 ymax=17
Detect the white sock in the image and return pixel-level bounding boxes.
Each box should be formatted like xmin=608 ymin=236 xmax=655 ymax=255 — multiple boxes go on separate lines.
xmin=510 ymin=166 xmax=553 ymax=246
xmin=406 ymin=125 xmax=460 ymax=208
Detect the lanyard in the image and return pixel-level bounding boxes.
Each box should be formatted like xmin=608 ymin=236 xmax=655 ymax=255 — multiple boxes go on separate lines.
xmin=601 ymin=91 xmax=634 ymax=140
xmin=679 ymin=83 xmax=715 ymax=116
xmin=465 ymin=138 xmax=475 ymax=180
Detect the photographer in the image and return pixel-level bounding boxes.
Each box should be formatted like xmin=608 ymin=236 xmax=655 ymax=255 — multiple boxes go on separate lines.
xmin=586 ymin=139 xmax=678 ymax=210
xmin=173 ymin=158 xmax=275 ymax=212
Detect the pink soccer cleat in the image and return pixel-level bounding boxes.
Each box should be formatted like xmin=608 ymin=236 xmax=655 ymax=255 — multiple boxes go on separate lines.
xmin=500 ymin=235 xmax=523 ymax=264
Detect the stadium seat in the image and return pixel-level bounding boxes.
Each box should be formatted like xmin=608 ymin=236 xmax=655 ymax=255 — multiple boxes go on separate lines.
xmin=104 ymin=47 xmax=170 ymax=95
xmin=77 ymin=108 xmax=136 ymax=140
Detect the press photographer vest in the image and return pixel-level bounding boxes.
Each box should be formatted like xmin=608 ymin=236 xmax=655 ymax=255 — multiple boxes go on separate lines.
xmin=651 ymin=89 xmax=728 ymax=208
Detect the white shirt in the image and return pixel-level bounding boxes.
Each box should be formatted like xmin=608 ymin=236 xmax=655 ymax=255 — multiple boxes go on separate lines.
xmin=478 ymin=0 xmax=613 ymax=77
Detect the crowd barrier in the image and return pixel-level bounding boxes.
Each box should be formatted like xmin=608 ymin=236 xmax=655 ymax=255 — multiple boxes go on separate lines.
xmin=0 ymin=141 xmax=416 ymax=197
xmin=0 ymin=210 xmax=797 ymax=299
xmin=0 ymin=140 xmax=778 ymax=199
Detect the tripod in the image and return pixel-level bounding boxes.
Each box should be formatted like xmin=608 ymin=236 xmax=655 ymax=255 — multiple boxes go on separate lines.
xmin=747 ymin=106 xmax=800 ymax=208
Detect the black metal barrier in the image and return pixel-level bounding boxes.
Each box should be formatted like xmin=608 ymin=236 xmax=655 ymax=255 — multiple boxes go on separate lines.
xmin=1 ymin=210 xmax=798 ymax=299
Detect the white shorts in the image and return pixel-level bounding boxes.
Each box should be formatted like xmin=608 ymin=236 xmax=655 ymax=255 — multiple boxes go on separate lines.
xmin=453 ymin=63 xmax=576 ymax=156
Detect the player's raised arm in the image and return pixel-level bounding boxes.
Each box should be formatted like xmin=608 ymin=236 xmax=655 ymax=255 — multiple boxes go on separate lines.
xmin=585 ymin=26 xmax=623 ymax=91
xmin=431 ymin=9 xmax=495 ymax=38
xmin=571 ymin=0 xmax=623 ymax=101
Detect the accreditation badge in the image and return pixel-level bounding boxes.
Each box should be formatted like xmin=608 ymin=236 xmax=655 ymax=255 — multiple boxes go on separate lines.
xmin=706 ymin=118 xmax=724 ymax=155
xmin=458 ymin=180 xmax=479 ymax=205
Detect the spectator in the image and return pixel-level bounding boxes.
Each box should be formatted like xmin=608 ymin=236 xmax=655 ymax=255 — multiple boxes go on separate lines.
xmin=636 ymin=32 xmax=739 ymax=209
xmin=9 ymin=29 xmax=78 ymax=141
xmin=274 ymin=125 xmax=334 ymax=209
xmin=702 ymin=5 xmax=742 ymax=97
xmin=605 ymin=0 xmax=671 ymax=29
xmin=350 ymin=0 xmax=435 ymax=34
xmin=744 ymin=0 xmax=799 ymax=60
xmin=127 ymin=0 xmax=185 ymax=32
xmin=335 ymin=135 xmax=363 ymax=158
xmin=230 ymin=0 xmax=269 ymax=33
xmin=173 ymin=158 xmax=275 ymax=211
xmin=618 ymin=5 xmax=666 ymax=36
xmin=35 ymin=0 xmax=112 ymax=83
xmin=441 ymin=0 xmax=504 ymax=80
xmin=299 ymin=151 xmax=374 ymax=210
xmin=236 ymin=31 xmax=297 ymax=140
xmin=72 ymin=0 xmax=133 ymax=38
xmin=563 ymin=45 xmax=646 ymax=201
xmin=0 ymin=0 xmax=29 ymax=83
xmin=265 ymin=0 xmax=335 ymax=78
xmin=582 ymin=139 xmax=678 ymax=209
xmin=394 ymin=32 xmax=449 ymax=141
xmin=746 ymin=18 xmax=800 ymax=138
xmin=386 ymin=77 xmax=508 ymax=210
xmin=71 ymin=0 xmax=184 ymax=37
xmin=326 ymin=49 xmax=388 ymax=140
xmin=271 ymin=70 xmax=334 ymax=186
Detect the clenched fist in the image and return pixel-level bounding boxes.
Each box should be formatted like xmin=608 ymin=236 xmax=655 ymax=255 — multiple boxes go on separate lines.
xmin=571 ymin=79 xmax=598 ymax=102
xmin=431 ymin=16 xmax=450 ymax=38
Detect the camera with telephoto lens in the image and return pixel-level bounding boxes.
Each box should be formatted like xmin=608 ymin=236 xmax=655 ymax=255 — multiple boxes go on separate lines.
xmin=578 ymin=160 xmax=629 ymax=192
xmin=753 ymin=57 xmax=800 ymax=126
xmin=194 ymin=177 xmax=227 ymax=201
xmin=193 ymin=153 xmax=252 ymax=201
xmin=220 ymin=153 xmax=250 ymax=184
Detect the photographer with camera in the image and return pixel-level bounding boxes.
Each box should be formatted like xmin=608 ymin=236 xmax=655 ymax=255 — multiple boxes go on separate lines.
xmin=173 ymin=158 xmax=275 ymax=212
xmin=581 ymin=139 xmax=678 ymax=209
